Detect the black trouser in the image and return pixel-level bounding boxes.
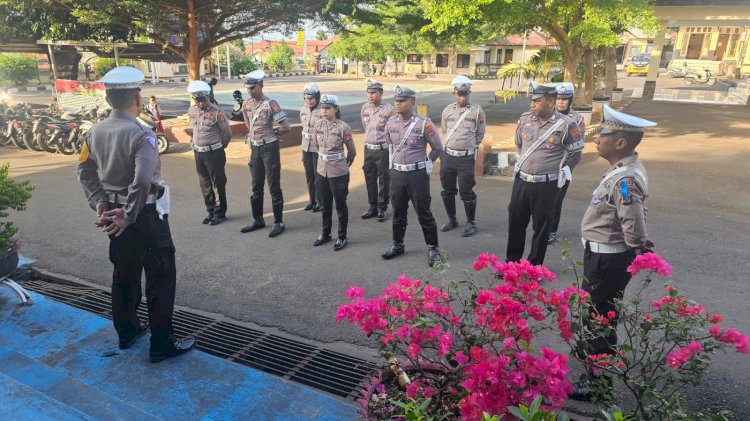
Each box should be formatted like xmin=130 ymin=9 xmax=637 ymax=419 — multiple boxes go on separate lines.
xmin=390 ymin=168 xmax=438 ymax=246
xmin=194 ymin=148 xmax=227 ymax=218
xmin=363 ymin=147 xmax=390 ymax=211
xmin=550 ymin=180 xmax=570 ymax=233
xmin=249 ymin=141 xmax=283 ymax=222
xmin=506 ymin=176 xmax=558 ymax=265
xmin=302 ymin=150 xmax=319 ymax=204
xmin=440 ymin=152 xmax=477 ymax=202
xmin=582 ymin=246 xmax=635 ymax=355
xmin=108 ymin=204 xmax=176 ymax=351
xmin=316 ymin=172 xmax=349 ymax=239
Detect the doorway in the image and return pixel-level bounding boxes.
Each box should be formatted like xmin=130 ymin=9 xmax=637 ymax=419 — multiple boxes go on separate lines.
xmin=715 ymin=34 xmax=729 ymax=60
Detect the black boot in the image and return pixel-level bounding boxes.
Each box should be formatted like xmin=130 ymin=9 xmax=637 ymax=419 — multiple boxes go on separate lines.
xmin=241 ymin=197 xmax=265 ymax=233
xmin=440 ymin=196 xmax=458 ymax=232
xmin=427 ymin=245 xmax=442 ymax=267
xmin=462 ymin=200 xmax=477 ymax=237
xmin=382 ymin=242 xmax=405 ymax=260
xmin=269 ymin=202 xmax=285 ymax=237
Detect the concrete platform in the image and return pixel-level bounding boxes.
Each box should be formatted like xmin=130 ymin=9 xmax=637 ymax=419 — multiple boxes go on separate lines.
xmin=0 ymin=289 xmax=358 ymax=420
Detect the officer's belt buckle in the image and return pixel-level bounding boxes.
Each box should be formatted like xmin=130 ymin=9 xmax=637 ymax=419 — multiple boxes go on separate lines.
xmin=582 ymin=239 xmax=628 ymax=254
xmin=192 ymin=142 xmax=223 ymax=152
xmin=445 ymin=147 xmax=475 ymax=157
xmin=365 ymin=143 xmax=386 ymax=150
xmin=393 ymin=161 xmax=426 ymax=172
xmin=517 ymin=170 xmax=558 ymax=183
xmin=249 ymin=138 xmax=278 ymax=147
xmin=302 ymin=133 xmax=314 ymax=140
xmin=319 ymin=152 xmax=345 ymax=162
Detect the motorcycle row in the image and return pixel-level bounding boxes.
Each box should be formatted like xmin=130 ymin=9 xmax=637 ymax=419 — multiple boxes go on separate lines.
xmin=0 ymin=101 xmax=169 ymax=155
xmin=666 ymin=62 xmax=717 ymax=86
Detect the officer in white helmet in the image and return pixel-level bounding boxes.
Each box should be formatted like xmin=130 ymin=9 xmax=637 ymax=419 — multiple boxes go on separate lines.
xmin=77 ymin=66 xmax=196 ymax=362
xmin=439 ymin=75 xmax=486 ymax=237
xmin=300 ymin=82 xmax=323 ymax=212
xmin=187 ymin=80 xmax=232 ymax=226
xmin=360 ymin=78 xmax=394 ymax=222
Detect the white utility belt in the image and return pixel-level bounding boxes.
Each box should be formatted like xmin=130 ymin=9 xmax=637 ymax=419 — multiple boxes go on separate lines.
xmin=582 ymin=239 xmax=629 ymax=254
xmin=393 ymin=161 xmax=426 ymax=172
xmin=302 ymin=132 xmax=314 ymax=140
xmin=365 ymin=143 xmax=387 ymax=150
xmin=517 ymin=170 xmax=558 ymax=183
xmin=192 ymin=142 xmax=223 ymax=153
xmin=319 ymin=152 xmax=345 ymax=162
xmin=247 ymin=137 xmax=278 ymax=147
xmin=107 ymin=193 xmax=157 ymax=206
xmin=445 ymin=147 xmax=476 ymax=157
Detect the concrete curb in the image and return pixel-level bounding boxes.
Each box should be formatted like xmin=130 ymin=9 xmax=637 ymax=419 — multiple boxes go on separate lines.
xmin=4 ymin=86 xmax=53 ymax=93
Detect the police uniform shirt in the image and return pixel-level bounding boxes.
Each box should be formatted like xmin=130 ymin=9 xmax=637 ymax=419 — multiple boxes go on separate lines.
xmin=361 ymin=102 xmax=395 ymax=145
xmin=300 ymin=105 xmax=322 ymax=152
xmin=241 ymin=95 xmax=290 ymax=140
xmin=440 ymin=103 xmax=486 ymax=150
xmin=77 ymin=109 xmax=162 ymax=223
xmin=515 ymin=110 xmax=584 ymax=175
xmin=313 ymin=119 xmax=356 ymax=178
xmin=385 ymin=113 xmax=443 ymax=165
xmin=568 ymin=109 xmax=586 ymax=132
xmin=188 ymin=102 xmax=232 ymax=147
xmin=581 ymin=153 xmax=648 ymax=248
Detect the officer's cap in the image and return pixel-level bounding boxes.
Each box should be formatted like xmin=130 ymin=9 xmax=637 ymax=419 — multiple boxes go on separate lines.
xmin=452 ymin=75 xmax=473 ymax=93
xmin=600 ymin=104 xmax=657 ymax=135
xmin=394 ymin=84 xmax=417 ymax=100
xmin=319 ymin=94 xmax=339 ymax=107
xmin=97 ymin=66 xmax=144 ymax=90
xmin=529 ymin=81 xmax=557 ymax=100
xmin=555 ymin=82 xmax=575 ymax=99
xmin=303 ymin=83 xmax=319 ymax=97
xmin=187 ymin=80 xmax=211 ymax=99
xmin=366 ymin=78 xmax=383 ymax=92
xmin=243 ymin=70 xmax=266 ymax=87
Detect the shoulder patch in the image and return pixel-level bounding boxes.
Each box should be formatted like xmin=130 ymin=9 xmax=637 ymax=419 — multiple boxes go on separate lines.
xmin=217 ymin=111 xmax=226 ymax=121
xmin=569 ymin=125 xmax=581 ymax=140
xmin=145 ymin=135 xmax=157 ymax=150
xmin=270 ymin=100 xmax=281 ymax=112
xmin=78 ymin=141 xmax=90 ymax=164
xmin=425 ymin=120 xmax=435 ymax=135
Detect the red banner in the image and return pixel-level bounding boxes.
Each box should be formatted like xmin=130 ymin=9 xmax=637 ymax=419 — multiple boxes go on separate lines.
xmin=54 ymin=80 xmax=109 ymax=112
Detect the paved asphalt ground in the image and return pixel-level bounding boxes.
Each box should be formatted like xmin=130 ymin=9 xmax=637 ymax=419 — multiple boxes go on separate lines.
xmin=4 ymin=75 xmax=750 ymax=417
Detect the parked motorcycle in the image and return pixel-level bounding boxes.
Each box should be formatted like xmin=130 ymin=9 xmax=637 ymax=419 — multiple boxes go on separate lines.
xmin=684 ymin=68 xmax=716 ymax=86
xmin=139 ymin=106 xmax=169 ymax=154
xmin=666 ymin=62 xmax=690 ymax=78
xmin=230 ymin=90 xmax=245 ymax=121
xmin=5 ymin=104 xmax=36 ymax=150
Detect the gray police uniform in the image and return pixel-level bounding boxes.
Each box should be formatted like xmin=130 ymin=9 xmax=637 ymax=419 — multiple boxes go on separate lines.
xmin=550 ymin=108 xmax=586 ymax=237
xmin=313 ymin=117 xmax=356 ymax=242
xmin=439 ymin=102 xmax=486 ymax=232
xmin=300 ymin=104 xmax=322 ymax=208
xmin=507 ymin=101 xmax=584 ymax=265
xmin=189 ymin=102 xmax=231 ymax=222
xmin=77 ymin=109 xmax=177 ymax=351
xmin=361 ymin=100 xmax=395 ymax=215
xmin=241 ymin=95 xmax=291 ymax=226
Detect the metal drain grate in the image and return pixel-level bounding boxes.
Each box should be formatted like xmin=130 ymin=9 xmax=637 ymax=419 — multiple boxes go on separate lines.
xmin=19 ymin=278 xmax=377 ymax=401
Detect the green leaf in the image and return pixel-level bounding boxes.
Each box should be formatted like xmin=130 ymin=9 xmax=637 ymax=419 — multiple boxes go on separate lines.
xmin=508 ymin=407 xmax=529 ymax=421
xmin=529 ymin=396 xmax=542 ymax=414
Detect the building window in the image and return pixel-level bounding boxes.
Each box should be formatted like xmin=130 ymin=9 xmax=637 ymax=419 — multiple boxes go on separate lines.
xmin=436 ymin=54 xmax=449 ymax=67
xmin=407 ymin=54 xmax=422 ymax=64
xmin=484 ymin=50 xmax=491 ymax=63
xmin=457 ymin=54 xmax=470 ymax=68
xmin=496 ymin=49 xmax=503 ymax=63
xmin=729 ymin=34 xmax=740 ymax=57
xmin=504 ymin=49 xmax=514 ymax=63
xmin=686 ymin=33 xmax=704 ymax=59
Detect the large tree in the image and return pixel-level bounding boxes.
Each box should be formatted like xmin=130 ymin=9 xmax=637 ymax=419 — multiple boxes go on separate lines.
xmin=421 ymin=0 xmax=658 ymax=102
xmin=5 ymin=0 xmax=341 ymax=81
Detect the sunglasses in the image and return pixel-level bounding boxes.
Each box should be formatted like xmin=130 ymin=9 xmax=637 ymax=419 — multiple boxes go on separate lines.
xmin=192 ymin=96 xmax=208 ymax=102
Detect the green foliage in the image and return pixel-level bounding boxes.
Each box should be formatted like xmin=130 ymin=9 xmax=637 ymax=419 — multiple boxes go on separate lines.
xmin=0 ymin=53 xmax=38 ymax=86
xmin=0 ymin=164 xmax=35 ymax=254
xmin=505 ymin=396 xmax=569 ymax=421
xmin=267 ymin=41 xmax=294 ymax=73
xmin=232 ymin=56 xmax=257 ymax=75
xmin=93 ymin=58 xmax=131 ymax=79
xmin=315 ymin=29 xmax=328 ymax=41
xmin=391 ymin=398 xmax=449 ymax=421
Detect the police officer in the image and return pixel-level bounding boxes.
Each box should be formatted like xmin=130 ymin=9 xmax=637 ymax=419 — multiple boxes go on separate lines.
xmin=506 ymin=81 xmax=583 ymax=265
xmin=312 ymin=95 xmax=356 ymax=251
xmin=381 ymin=85 xmax=444 ymax=267
xmin=187 ymin=80 xmax=232 ymax=226
xmin=360 ymin=78 xmax=394 ymax=222
xmin=239 ymin=70 xmax=291 ymax=237
xmin=300 ymin=83 xmax=323 ymax=212
xmin=77 ymin=66 xmax=195 ymax=363
xmin=572 ymin=105 xmax=656 ymax=401
xmin=439 ymin=76 xmax=486 ymax=237
xmin=548 ymin=82 xmax=586 ymax=244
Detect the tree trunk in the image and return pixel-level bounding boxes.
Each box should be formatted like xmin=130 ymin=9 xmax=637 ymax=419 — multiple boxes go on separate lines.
xmin=584 ymin=48 xmax=594 ymax=104
xmin=186 ymin=0 xmax=201 ymax=81
xmin=604 ymin=46 xmax=617 ymax=95
xmin=563 ymin=44 xmax=583 ymax=104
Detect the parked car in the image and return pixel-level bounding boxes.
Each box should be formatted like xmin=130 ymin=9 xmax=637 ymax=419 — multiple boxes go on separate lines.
xmin=627 ymin=54 xmax=650 ymax=77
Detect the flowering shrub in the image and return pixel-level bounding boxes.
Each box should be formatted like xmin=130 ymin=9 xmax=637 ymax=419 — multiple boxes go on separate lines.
xmin=567 ymin=253 xmax=749 ymax=420
xmin=336 ymin=254 xmax=589 ymax=420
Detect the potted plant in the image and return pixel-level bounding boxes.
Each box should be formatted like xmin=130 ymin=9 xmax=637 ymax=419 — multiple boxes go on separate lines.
xmin=0 ymin=163 xmax=34 ymax=278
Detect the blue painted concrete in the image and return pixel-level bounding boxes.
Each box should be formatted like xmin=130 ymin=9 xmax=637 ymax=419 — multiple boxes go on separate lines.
xmin=0 ymin=290 xmax=359 ymax=420
xmin=0 ymin=372 xmax=94 ymax=421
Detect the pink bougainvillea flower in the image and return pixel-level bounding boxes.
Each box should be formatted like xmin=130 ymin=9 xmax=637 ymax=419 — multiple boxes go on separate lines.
xmin=709 ymin=313 xmax=724 ymax=324
xmin=405 ymin=381 xmax=421 ymax=398
xmin=454 ymin=351 xmax=469 ymax=366
xmin=345 ymin=286 xmax=367 ymax=300
xmin=708 ymin=325 xmax=722 ymax=337
xmin=438 ymin=331 xmax=454 ymax=356
xmin=422 ymin=387 xmax=435 ymax=398
xmin=607 ymin=311 xmax=616 ymax=319
xmin=627 ymin=252 xmax=672 ymax=277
